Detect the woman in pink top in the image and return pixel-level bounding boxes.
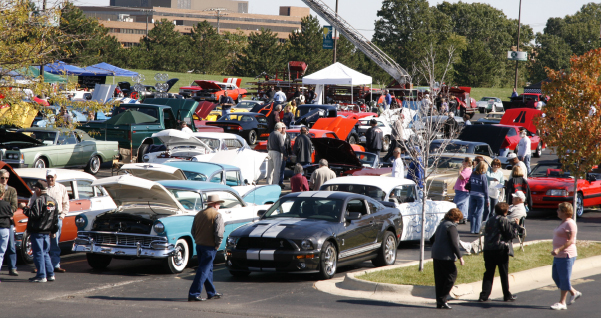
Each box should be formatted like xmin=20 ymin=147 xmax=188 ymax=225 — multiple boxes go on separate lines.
xmin=550 ymin=202 xmax=581 ymax=310
xmin=453 ymin=157 xmax=472 ymax=223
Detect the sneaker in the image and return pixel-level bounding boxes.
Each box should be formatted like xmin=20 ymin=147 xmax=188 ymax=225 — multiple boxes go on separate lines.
xmin=550 ymin=303 xmax=567 ymax=310
xmin=47 ymin=276 xmax=55 ymax=282
xmin=29 ymin=277 xmax=47 ymax=283
xmin=8 ymin=269 xmax=19 ymax=276
xmin=569 ymin=291 xmax=582 ymax=305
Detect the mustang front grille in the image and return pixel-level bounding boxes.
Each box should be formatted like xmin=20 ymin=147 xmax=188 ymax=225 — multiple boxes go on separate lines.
xmin=236 ymin=237 xmax=295 ymax=250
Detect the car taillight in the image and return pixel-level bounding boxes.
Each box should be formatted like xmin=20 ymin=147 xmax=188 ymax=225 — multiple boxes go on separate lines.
xmin=237 ymin=126 xmax=242 ymax=131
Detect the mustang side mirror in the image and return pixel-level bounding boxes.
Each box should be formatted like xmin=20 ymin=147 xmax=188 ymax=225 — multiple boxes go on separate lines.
xmin=257 ymin=210 xmax=267 ymax=217
xmin=346 ymin=212 xmax=362 ymax=221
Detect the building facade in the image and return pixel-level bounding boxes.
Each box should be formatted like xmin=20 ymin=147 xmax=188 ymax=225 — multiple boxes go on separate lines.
xmin=79 ymin=4 xmax=310 ymax=47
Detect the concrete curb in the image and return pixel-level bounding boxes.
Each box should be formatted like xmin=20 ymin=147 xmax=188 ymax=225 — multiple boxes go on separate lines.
xmin=314 ymin=240 xmax=601 ymax=304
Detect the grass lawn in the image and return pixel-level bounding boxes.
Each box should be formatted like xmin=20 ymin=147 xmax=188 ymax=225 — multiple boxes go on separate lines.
xmin=357 ymin=241 xmax=601 ymax=286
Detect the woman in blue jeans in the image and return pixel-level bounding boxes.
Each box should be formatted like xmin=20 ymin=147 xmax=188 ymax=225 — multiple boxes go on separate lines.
xmin=453 ymin=157 xmax=473 ymax=222
xmin=467 ymin=162 xmax=489 ymax=234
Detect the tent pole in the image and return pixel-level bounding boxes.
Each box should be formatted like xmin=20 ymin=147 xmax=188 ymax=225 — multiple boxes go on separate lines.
xmin=370 ymin=84 xmax=372 ymax=105
xmin=351 ymin=85 xmax=353 ymax=105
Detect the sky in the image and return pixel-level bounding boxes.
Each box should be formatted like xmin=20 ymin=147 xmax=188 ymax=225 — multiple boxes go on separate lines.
xmin=70 ymin=0 xmax=599 ymax=39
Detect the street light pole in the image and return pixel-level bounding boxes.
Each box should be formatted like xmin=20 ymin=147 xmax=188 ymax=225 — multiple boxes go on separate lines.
xmin=204 ymin=8 xmax=228 ymax=35
xmin=332 ymin=0 xmax=338 ymax=64
xmin=513 ymin=0 xmax=522 ymax=89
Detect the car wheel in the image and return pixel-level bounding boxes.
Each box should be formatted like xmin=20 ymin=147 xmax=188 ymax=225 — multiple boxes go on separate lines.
xmin=84 ymin=155 xmax=101 ymax=175
xmin=229 ymin=270 xmax=251 ymax=277
xmin=86 ymin=253 xmax=112 ymax=270
xmin=20 ymin=231 xmax=34 ymax=264
xmin=479 ymin=107 xmax=484 ymax=114
xmin=137 ymin=144 xmax=150 ymax=163
xmin=382 ymin=135 xmax=391 ymax=152
xmin=33 ymin=157 xmax=46 ymax=169
xmin=534 ymin=143 xmax=542 ymax=158
xmin=165 ymin=238 xmax=190 ymax=274
xmin=347 ymin=133 xmax=358 ymax=145
xmin=318 ymin=241 xmax=337 ymax=280
xmin=575 ymin=193 xmax=584 ymax=218
xmin=372 ymin=231 xmax=397 ymax=267
xmin=246 ymin=129 xmax=258 ymax=145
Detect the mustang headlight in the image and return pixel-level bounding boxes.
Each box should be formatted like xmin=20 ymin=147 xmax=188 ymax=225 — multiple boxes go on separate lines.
xmin=546 ymin=189 xmax=568 ymax=196
xmin=75 ymin=215 xmax=87 ymax=230
xmin=227 ymin=236 xmax=238 ymax=247
xmin=153 ymin=222 xmax=165 ymax=234
xmin=300 ymin=239 xmax=313 ymax=250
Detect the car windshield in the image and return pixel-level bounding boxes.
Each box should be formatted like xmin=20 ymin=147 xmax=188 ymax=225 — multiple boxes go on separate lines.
xmin=429 ymin=143 xmax=470 ymax=154
xmin=196 ymin=137 xmax=220 ymax=151
xmin=480 ymin=97 xmax=496 ymax=101
xmin=263 ymin=198 xmax=343 ymax=222
xmin=289 ymin=132 xmax=315 ymax=139
xmin=168 ymin=189 xmax=203 ymax=211
xmin=221 ymin=114 xmax=252 ymax=122
xmin=321 ymin=184 xmax=386 ymax=201
xmin=356 ymin=152 xmax=377 ymax=167
xmin=182 ymin=170 xmax=208 ymax=181
xmin=529 ymin=164 xmax=571 ymax=178
xmin=235 ymin=101 xmax=257 ymax=109
xmin=486 ymin=113 xmax=504 ymax=119
xmin=296 ymin=107 xmax=327 ymax=117
xmin=19 ymin=131 xmax=57 ymax=144
xmin=428 ymin=156 xmax=466 ymax=169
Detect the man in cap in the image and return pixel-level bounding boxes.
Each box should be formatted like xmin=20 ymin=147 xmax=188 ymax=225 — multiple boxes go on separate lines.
xmin=219 ymin=89 xmax=235 ymax=118
xmin=506 ymin=191 xmax=527 ymax=222
xmin=188 ymin=194 xmax=225 ymax=301
xmin=507 ymin=153 xmax=528 ymax=180
xmin=365 ymin=119 xmax=384 ymax=155
xmin=19 ymin=181 xmax=58 ymax=282
xmin=0 ymin=168 xmax=19 ymax=276
xmin=516 ymin=130 xmax=531 ymax=174
xmin=28 ymin=169 xmax=69 ymax=273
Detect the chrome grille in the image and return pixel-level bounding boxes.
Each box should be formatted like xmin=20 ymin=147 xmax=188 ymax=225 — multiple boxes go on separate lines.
xmin=87 ymin=233 xmax=157 ymax=248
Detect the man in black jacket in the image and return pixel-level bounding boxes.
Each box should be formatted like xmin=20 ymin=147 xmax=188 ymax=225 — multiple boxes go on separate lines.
xmin=19 ymin=181 xmax=58 ymax=283
xmin=364 ymin=119 xmax=384 ymax=155
xmin=0 ymin=186 xmax=13 ymax=280
xmin=293 ymin=126 xmax=313 ymax=166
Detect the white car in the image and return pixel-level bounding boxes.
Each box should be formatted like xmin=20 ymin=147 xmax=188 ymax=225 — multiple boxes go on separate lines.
xmin=320 ymin=176 xmax=456 ymax=242
xmin=357 ymin=116 xmax=394 ymax=152
xmin=476 ymin=97 xmax=503 ymax=113
xmin=142 ymin=130 xmax=249 ymax=164
xmin=13 ymin=168 xmax=116 ymax=263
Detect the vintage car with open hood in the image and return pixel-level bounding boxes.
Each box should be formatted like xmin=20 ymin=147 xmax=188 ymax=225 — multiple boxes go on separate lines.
xmin=320 ymin=176 xmax=456 ymax=242
xmin=179 ymin=78 xmax=247 ymax=102
xmin=527 ymin=161 xmax=600 ymax=217
xmin=302 ymin=138 xmax=380 ymax=178
xmin=72 ymin=176 xmax=280 ymax=274
xmin=225 ymin=191 xmax=402 ymax=279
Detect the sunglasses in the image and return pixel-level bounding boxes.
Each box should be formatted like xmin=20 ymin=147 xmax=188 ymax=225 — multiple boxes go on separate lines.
xmin=0 ymin=177 xmax=8 ymax=180
xmin=46 ymin=176 xmax=55 ymax=179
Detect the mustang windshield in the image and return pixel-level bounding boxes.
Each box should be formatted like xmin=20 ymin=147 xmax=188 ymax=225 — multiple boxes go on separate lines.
xmin=321 ymin=184 xmax=386 ymax=201
xmin=263 ymin=198 xmax=343 ymax=222
xmin=168 ymin=189 xmax=202 ymax=211
xmin=529 ymin=164 xmax=571 ymax=178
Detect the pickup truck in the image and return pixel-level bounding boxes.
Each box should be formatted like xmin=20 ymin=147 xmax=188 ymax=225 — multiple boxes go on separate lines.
xmin=78 ymin=98 xmax=219 ymax=162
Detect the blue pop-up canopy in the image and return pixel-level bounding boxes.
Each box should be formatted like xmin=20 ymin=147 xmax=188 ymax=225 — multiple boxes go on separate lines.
xmin=84 ymin=62 xmax=138 ymax=77
xmin=40 ymin=61 xmax=111 ymax=76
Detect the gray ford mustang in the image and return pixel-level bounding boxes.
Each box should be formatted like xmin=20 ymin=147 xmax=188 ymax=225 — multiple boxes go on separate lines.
xmin=225 ymin=191 xmax=402 ymax=279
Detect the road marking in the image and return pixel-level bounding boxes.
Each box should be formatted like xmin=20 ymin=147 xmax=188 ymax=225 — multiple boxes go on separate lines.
xmin=43 ymin=279 xmax=147 ymax=301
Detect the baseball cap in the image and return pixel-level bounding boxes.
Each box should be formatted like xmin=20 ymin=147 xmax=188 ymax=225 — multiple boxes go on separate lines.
xmin=512 ymin=191 xmax=526 ymax=201
xmin=507 ymin=153 xmax=517 ymax=159
xmin=34 ymin=180 xmax=48 ymax=190
xmin=46 ymin=169 xmax=57 ymax=177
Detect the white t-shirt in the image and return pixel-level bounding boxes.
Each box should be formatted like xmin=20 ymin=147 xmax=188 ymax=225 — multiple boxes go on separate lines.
xmin=517 ymin=136 xmax=531 ymax=157
xmin=392 ymin=157 xmax=404 ymax=178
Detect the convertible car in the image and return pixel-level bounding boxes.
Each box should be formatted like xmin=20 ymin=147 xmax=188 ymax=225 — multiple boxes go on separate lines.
xmin=205 ymin=112 xmax=268 ymax=145
xmin=527 ymin=161 xmax=601 ymax=217
xmin=73 ymin=176 xmax=280 ymax=274
xmin=321 ymin=177 xmax=456 ymax=242
xmin=225 ymin=191 xmax=402 ymax=279
xmin=0 ymin=128 xmax=118 ymax=174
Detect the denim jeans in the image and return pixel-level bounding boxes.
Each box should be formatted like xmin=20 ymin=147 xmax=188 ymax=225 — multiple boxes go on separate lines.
xmin=0 ymin=228 xmax=9 ymax=269
xmin=485 ymin=197 xmax=498 ymax=222
xmin=453 ymin=190 xmax=470 ymax=220
xmin=50 ymin=218 xmax=62 ymax=268
xmin=5 ymin=225 xmax=17 ymax=270
xmin=188 ymin=245 xmax=218 ymax=298
xmin=519 ymin=155 xmax=531 ymax=175
xmin=31 ymin=233 xmax=54 ymax=279
xmin=552 ymin=256 xmax=576 ymax=291
xmin=468 ymin=195 xmax=486 ymax=233
xmin=278 ymin=158 xmax=287 ymax=185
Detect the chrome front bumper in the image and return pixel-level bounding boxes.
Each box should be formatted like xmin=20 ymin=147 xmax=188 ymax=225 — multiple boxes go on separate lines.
xmin=72 ymin=232 xmax=175 ymax=259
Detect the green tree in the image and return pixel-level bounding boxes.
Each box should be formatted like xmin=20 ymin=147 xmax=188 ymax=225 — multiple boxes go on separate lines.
xmin=235 ymin=28 xmax=285 ymax=77
xmin=287 ymin=15 xmax=330 ymax=74
xmin=189 ymin=21 xmax=228 ymax=74
xmin=55 ymin=2 xmax=123 ymax=66
xmin=529 ymin=34 xmax=572 ymax=82
xmin=130 ymin=19 xmax=191 ymax=72
xmin=223 ymin=29 xmax=248 ymax=75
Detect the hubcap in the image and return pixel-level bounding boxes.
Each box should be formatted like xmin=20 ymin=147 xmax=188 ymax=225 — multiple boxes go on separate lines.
xmin=384 ymin=236 xmax=396 ymax=264
xmin=576 ymin=195 xmax=584 ymax=216
xmin=25 ymin=236 xmax=32 ymax=257
xmin=35 ymin=160 xmax=45 ymax=168
xmin=322 ymin=245 xmax=337 ymax=276
xmin=173 ymin=245 xmax=185 ymax=267
xmin=91 ymin=157 xmax=100 ymax=172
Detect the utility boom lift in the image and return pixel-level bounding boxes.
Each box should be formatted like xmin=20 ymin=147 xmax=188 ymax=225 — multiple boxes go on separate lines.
xmin=300 ymin=0 xmax=410 ymax=84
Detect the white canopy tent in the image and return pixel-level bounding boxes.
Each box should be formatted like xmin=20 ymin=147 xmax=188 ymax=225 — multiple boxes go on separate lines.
xmin=302 ymin=62 xmax=372 ymax=104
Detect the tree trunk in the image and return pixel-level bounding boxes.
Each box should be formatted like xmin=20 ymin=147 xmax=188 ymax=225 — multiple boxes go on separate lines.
xmin=573 ymin=178 xmax=578 ymax=220
xmin=419 ymin=183 xmax=427 ymax=271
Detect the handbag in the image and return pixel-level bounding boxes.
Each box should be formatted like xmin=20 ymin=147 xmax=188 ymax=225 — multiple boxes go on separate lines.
xmin=464 ymin=179 xmax=472 ymax=191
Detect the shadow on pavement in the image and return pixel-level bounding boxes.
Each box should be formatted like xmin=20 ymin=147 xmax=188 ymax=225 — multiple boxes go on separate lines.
xmin=336 ymin=299 xmax=431 ymax=309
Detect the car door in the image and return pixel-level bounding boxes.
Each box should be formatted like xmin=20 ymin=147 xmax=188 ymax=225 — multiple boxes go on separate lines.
xmin=204 ymin=190 xmax=256 ymax=250
xmin=240 ymin=185 xmax=281 ymax=206
xmin=59 ymin=180 xmax=81 ymax=243
xmin=582 ymin=169 xmax=601 ymax=207
xmin=337 ymin=198 xmax=378 ymax=259
xmin=55 ymin=132 xmax=79 ymax=167
xmin=77 ymin=132 xmax=95 ymax=165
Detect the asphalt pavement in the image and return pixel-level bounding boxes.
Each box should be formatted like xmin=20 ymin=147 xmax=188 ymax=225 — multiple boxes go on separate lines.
xmin=1 ymin=111 xmax=599 ymax=317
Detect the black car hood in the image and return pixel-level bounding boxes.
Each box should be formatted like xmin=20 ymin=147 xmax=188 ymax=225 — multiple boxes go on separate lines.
xmin=232 ymin=218 xmax=339 ymax=239
xmin=310 ymin=137 xmax=362 ymax=167
xmin=292 ymin=108 xmax=323 ymax=126
xmin=458 ymin=125 xmax=512 ymax=151
xmin=0 ymin=129 xmax=45 ymax=146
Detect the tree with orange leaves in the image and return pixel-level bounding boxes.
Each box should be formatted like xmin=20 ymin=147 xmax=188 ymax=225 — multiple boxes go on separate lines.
xmin=534 ymin=48 xmax=601 ymax=219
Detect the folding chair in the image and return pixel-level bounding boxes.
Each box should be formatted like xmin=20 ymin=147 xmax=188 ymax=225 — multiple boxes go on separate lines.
xmin=517 ymin=216 xmax=527 ymax=252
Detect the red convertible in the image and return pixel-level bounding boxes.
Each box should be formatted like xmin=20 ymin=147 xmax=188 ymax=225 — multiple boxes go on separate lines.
xmin=179 ymin=78 xmax=247 ymax=102
xmin=528 ymin=160 xmax=601 ymax=217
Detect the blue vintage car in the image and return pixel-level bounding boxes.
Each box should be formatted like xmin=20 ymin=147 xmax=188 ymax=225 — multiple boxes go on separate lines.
xmin=72 ymin=175 xmax=280 ymax=274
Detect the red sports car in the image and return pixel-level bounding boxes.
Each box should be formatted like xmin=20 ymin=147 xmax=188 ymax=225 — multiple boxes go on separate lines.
xmin=528 ymin=160 xmax=601 ymax=217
